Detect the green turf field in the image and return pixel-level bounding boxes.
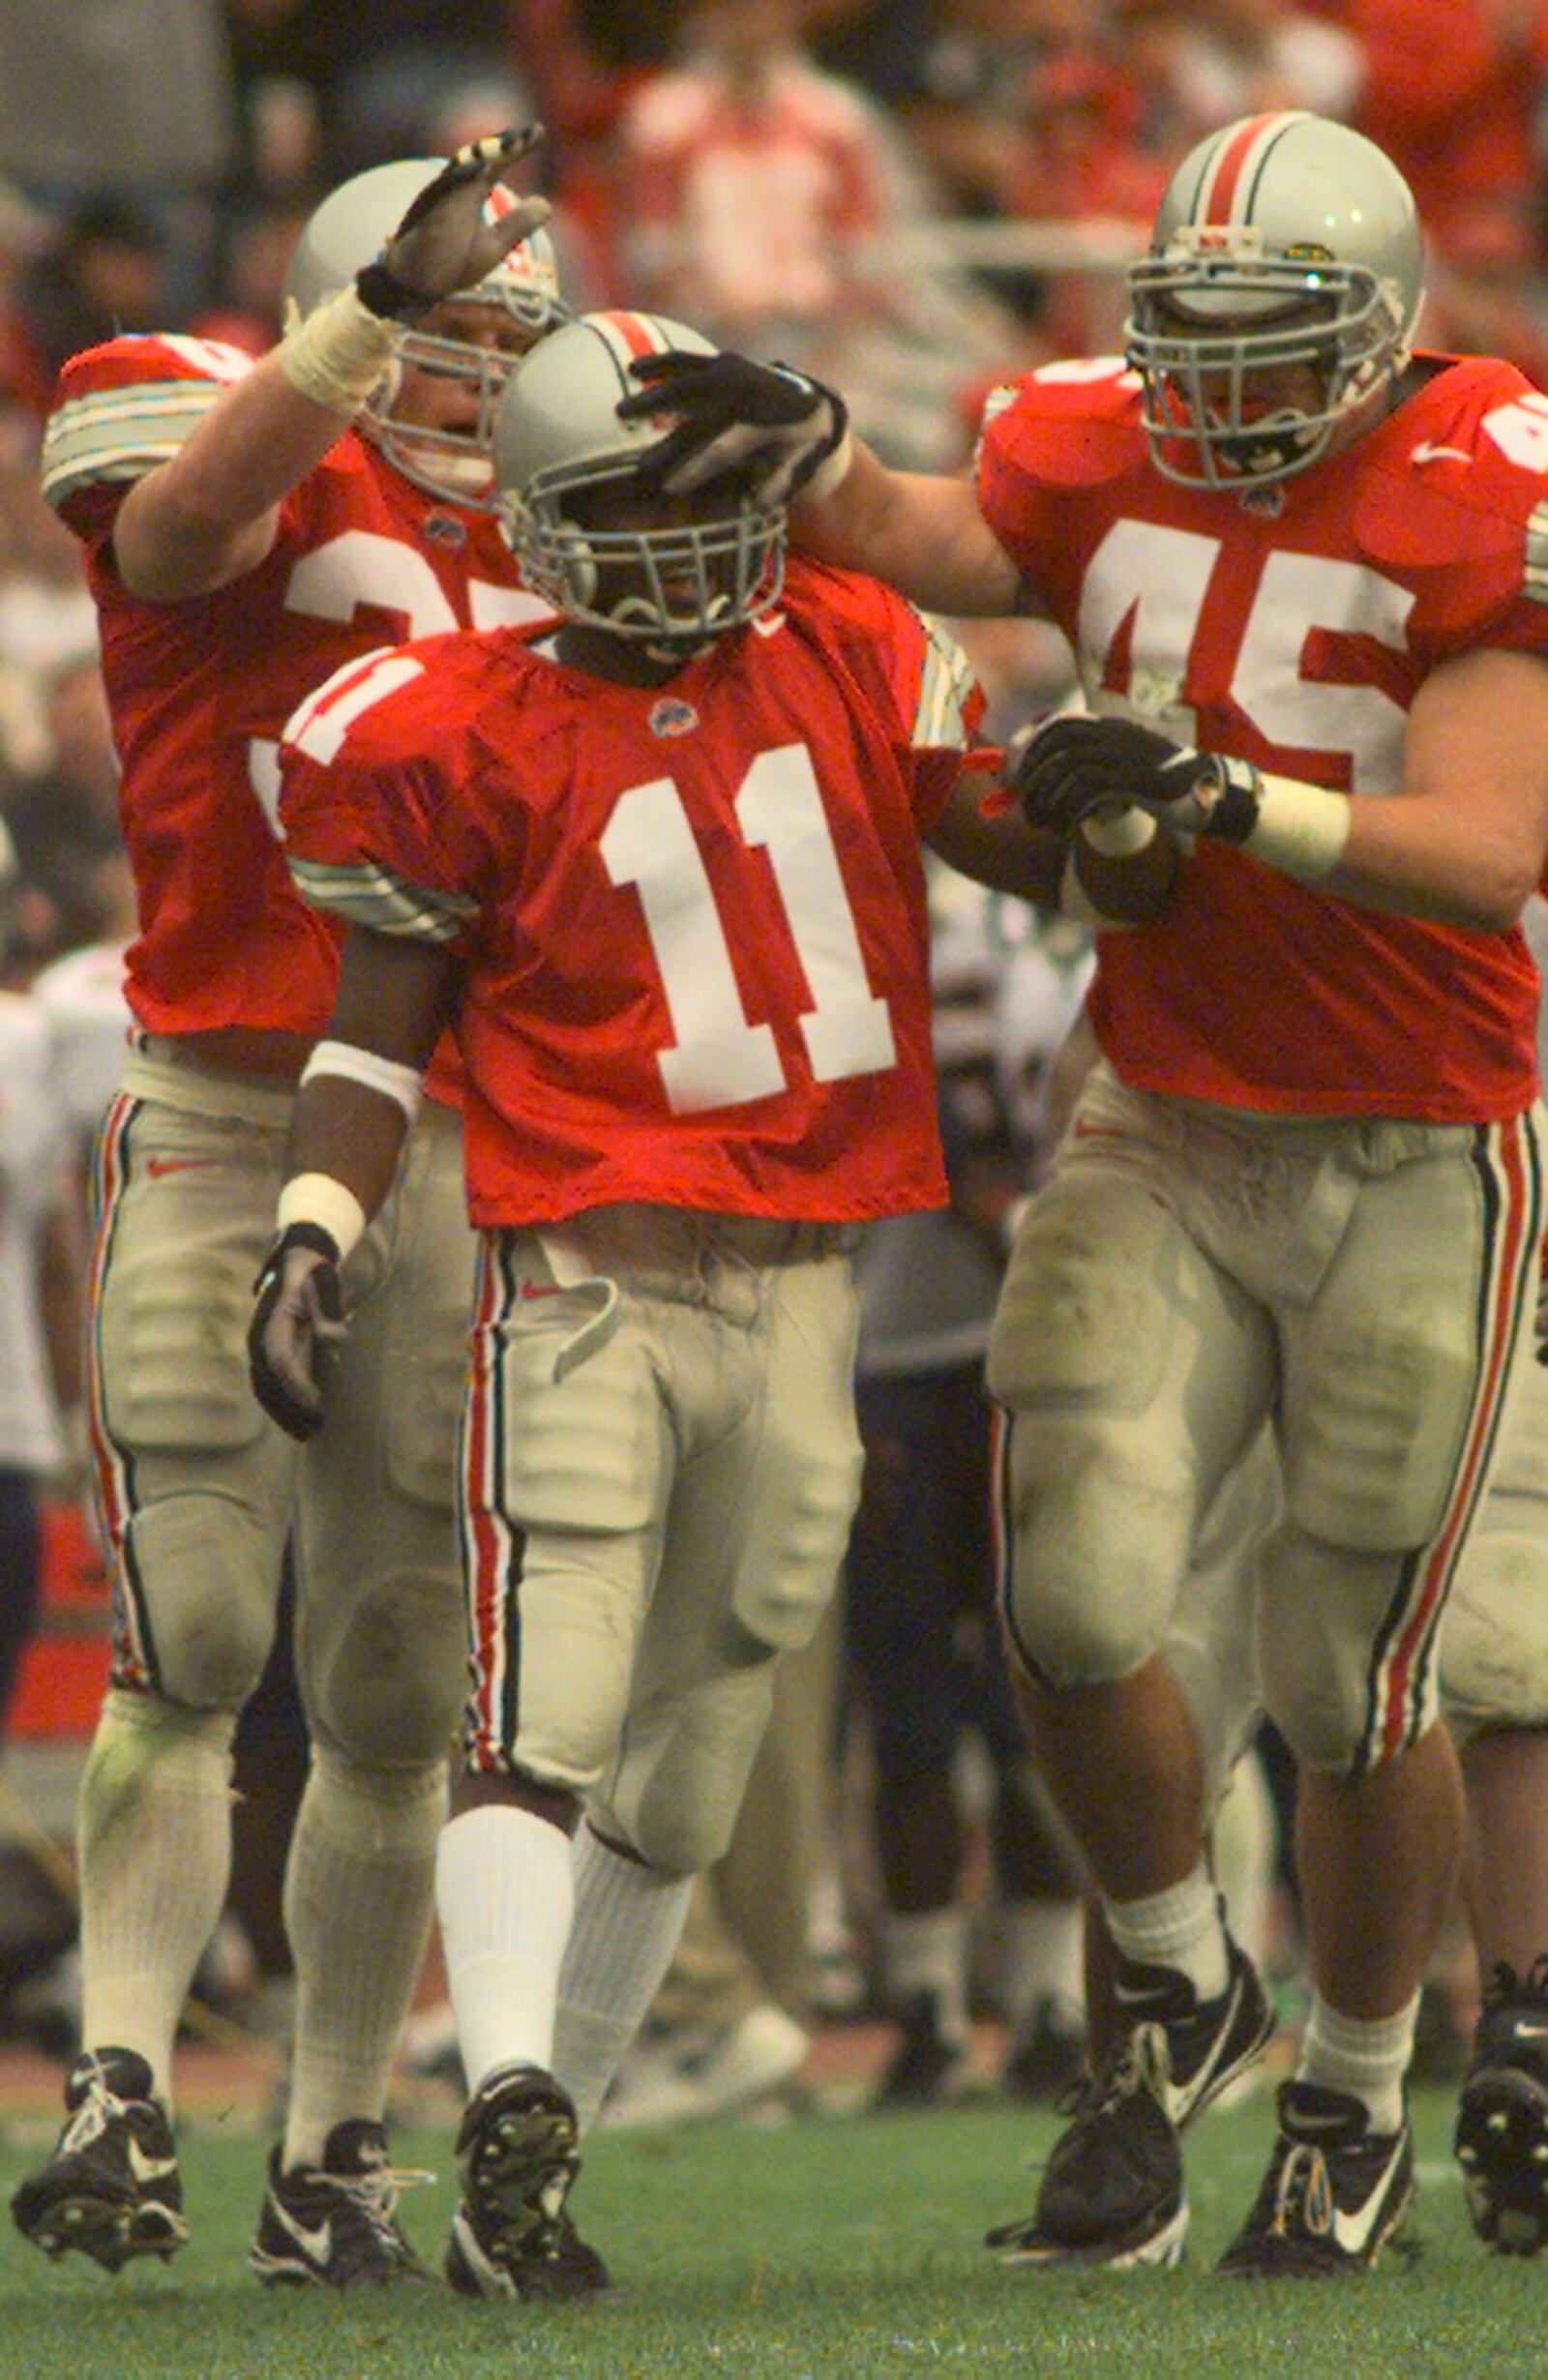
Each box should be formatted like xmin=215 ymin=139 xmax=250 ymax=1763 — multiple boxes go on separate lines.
xmin=2 ymin=2084 xmax=1542 ymax=2378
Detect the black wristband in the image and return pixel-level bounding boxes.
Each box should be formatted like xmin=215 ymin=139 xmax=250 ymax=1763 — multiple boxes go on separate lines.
xmin=354 ymin=259 xmax=432 ymax=324
xmin=1201 ymin=760 xmax=1262 ymax=845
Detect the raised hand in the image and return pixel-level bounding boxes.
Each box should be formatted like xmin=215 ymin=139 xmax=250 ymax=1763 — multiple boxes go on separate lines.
xmin=619 ymin=351 xmax=850 ymax=507
xmin=357 ymin=127 xmax=551 ymax=322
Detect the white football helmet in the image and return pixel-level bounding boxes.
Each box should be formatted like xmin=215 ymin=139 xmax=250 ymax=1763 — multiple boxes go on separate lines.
xmin=284 ymin=157 xmax=565 ymax=505
xmin=494 ymin=312 xmax=786 ymax=649
xmin=1125 ymin=111 xmax=1424 ymax=491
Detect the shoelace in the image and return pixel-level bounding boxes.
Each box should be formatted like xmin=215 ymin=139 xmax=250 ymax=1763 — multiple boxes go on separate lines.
xmin=1266 ymin=2141 xmax=1334 ymax=2240
xmin=329 ymin=2160 xmax=435 ymax=2248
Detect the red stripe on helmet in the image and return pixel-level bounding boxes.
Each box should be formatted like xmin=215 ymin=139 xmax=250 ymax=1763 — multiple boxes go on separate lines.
xmin=1198 ymin=111 xmax=1303 ymax=226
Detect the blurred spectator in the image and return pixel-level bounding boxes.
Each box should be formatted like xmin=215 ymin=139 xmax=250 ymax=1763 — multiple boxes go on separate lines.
xmin=0 ymin=197 xmax=169 ymax=422
xmin=1308 ymin=0 xmax=1548 ymax=269
xmin=610 ymin=0 xmax=1020 ymax=463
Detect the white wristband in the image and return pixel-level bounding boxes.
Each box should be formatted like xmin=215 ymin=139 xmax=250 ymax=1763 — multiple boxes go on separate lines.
xmin=302 ymin=1038 xmax=425 ymax=1126
xmin=799 ymin=426 xmax=854 ymax=505
xmin=277 ymin=1173 xmax=368 ymax=1262
xmin=277 ymin=285 xmax=399 ymax=416
xmin=1243 ymin=774 xmax=1351 ymax=883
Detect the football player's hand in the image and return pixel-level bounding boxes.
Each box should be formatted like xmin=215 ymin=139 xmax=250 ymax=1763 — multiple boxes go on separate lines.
xmin=356 ymin=128 xmax=550 ymax=322
xmin=618 ymin=351 xmax=850 ymax=506
xmin=1002 ymin=715 xmax=1262 ymax=841
xmin=249 ymin=1224 xmax=347 ymax=1441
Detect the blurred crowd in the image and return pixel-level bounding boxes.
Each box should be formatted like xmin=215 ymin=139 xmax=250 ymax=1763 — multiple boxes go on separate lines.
xmin=1 ymin=0 xmax=1542 ymax=2106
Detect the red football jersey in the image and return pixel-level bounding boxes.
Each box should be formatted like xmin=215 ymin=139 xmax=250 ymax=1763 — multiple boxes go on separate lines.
xmin=42 ymin=332 xmax=555 ymax=1042
xmin=976 ymin=350 xmax=1548 ymax=1122
xmin=279 ymin=561 xmax=981 ymax=1225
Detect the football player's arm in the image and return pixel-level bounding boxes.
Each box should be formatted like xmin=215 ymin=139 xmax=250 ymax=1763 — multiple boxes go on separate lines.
xmin=792 ymin=441 xmax=1032 ymax=619
xmin=248 ymin=928 xmax=455 ymax=1439
xmin=115 ymin=130 xmax=549 ymax=603
xmin=924 ymin=770 xmax=1066 ymax=906
xmin=1009 ymin=647 xmax=1548 ymax=932
xmin=113 ymin=355 xmax=370 ymax=600
xmin=1329 ymin=646 xmax=1548 ymax=930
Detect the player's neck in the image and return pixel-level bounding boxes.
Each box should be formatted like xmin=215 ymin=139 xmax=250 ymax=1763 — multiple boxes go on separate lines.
xmin=554 ymin=623 xmax=699 ymax=687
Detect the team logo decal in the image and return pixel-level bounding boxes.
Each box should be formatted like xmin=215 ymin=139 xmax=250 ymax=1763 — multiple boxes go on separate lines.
xmin=422 ymin=511 xmax=467 ymax=549
xmin=649 ymin=697 xmax=700 ymax=737
xmin=1238 ymin=484 xmax=1286 ymax=518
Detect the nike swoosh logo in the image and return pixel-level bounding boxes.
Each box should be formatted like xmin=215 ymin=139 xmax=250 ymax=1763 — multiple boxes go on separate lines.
xmin=127 ymin=2137 xmax=179 ymax=2185
xmin=271 ymin=2197 xmax=332 ymax=2262
xmin=519 ymin=1281 xmax=565 ymax=1300
xmin=1410 ymin=441 xmax=1472 ymax=468
xmin=1328 ymin=2135 xmax=1410 ymax=2258
xmin=145 ymin=1157 xmax=219 ymax=1179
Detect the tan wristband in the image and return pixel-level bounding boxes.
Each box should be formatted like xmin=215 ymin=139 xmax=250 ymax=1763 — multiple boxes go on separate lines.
xmin=276 ymin=285 xmax=399 ymax=417
xmin=277 ymin=1172 xmax=368 ymax=1261
xmin=1244 ymin=774 xmax=1351 ymax=883
xmin=800 ymin=426 xmax=854 ymax=505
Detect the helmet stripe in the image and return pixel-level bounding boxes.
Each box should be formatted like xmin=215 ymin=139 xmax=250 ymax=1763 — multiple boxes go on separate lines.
xmin=1197 ymin=110 xmax=1309 ymax=227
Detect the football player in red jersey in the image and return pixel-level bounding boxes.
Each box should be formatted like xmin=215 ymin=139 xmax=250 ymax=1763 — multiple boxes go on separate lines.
xmin=616 ymin=111 xmax=1548 ymax=2276
xmin=10 ymin=134 xmax=563 ymax=2289
xmin=246 ymin=308 xmax=1066 ymax=2298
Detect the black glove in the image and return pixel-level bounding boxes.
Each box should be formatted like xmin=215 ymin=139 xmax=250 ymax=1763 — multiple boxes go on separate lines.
xmin=1001 ymin=714 xmax=1264 ymax=842
xmin=618 ymin=350 xmax=849 ymax=506
xmin=356 ymin=127 xmax=550 ymax=323
xmin=249 ymin=1223 xmax=347 ymax=1442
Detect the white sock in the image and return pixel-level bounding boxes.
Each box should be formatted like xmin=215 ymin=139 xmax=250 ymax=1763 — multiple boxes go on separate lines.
xmin=999 ymin=1897 xmax=1086 ymax=2033
xmin=1298 ymin=1992 xmax=1417 ymax=2136
xmin=882 ymin=1907 xmax=969 ymax=2045
xmin=77 ymin=1689 xmax=236 ymax=2113
xmin=436 ymin=1803 xmax=575 ymax=2099
xmin=552 ymin=1823 xmax=695 ymax=2135
xmin=1103 ymin=1861 xmax=1230 ymax=2002
xmin=282 ymin=1748 xmax=445 ymax=2168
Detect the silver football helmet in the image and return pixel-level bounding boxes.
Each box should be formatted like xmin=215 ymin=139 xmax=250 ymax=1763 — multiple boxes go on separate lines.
xmin=284 ymin=157 xmax=564 ymax=505
xmin=494 ymin=312 xmax=785 ymax=648
xmin=1125 ymin=112 xmax=1424 ymax=491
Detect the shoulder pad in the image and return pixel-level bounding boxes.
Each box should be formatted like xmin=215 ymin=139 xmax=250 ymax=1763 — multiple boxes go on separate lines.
xmin=977 ymin=361 xmax=1148 ymax=492
xmin=43 ymin=332 xmax=254 ymax=521
xmin=1353 ymin=356 xmax=1545 ymax=580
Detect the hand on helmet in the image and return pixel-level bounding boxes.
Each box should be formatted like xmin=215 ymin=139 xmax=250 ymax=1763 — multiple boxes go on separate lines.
xmin=357 ymin=128 xmax=550 ymax=323
xmin=1002 ymin=715 xmax=1263 ymax=842
xmin=249 ymin=1223 xmax=348 ymax=1442
xmin=618 ymin=351 xmax=850 ymax=507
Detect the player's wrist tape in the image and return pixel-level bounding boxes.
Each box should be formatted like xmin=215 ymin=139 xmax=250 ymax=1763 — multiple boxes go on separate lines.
xmin=799 ymin=425 xmax=854 ymax=504
xmin=276 ymin=1173 xmax=367 ymax=1261
xmin=276 ymin=285 xmax=398 ymax=415
xmin=301 ymin=1038 xmax=425 ymax=1126
xmin=1205 ymin=762 xmax=1350 ymax=883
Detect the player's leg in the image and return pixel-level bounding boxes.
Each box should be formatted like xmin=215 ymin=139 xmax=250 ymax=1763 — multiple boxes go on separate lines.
xmin=1443 ymin=1350 xmax=1548 ymax=2252
xmin=561 ymin=1232 xmax=861 ymax=2137
xmin=438 ymin=1218 xmax=683 ymax=2302
xmin=12 ymin=1083 xmax=297 ymax=2272
xmin=1220 ymin=1111 xmax=1541 ymax=2278
xmin=250 ymin=1106 xmax=470 ymax=2287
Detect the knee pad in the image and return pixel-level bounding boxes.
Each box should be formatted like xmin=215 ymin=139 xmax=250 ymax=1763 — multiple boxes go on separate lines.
xmin=597 ymin=1659 xmax=777 ymax=1879
xmin=302 ymin=1568 xmax=466 ymax=1770
xmin=1441 ymin=1517 xmax=1548 ymax=1742
xmin=999 ymin=1427 xmax=1192 ymax=1686
xmin=126 ymin=1491 xmax=282 ymax=1709
xmin=1257 ymin=1530 xmax=1430 ymax=1773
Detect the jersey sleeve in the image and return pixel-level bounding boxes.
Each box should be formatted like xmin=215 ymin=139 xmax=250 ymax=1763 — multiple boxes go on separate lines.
xmin=1354 ymin=355 xmax=1548 ymax=662
xmin=791 ymin=562 xmax=986 ymax=826
xmin=974 ymin=362 xmax=1144 ymax=575
xmin=41 ymin=333 xmax=257 ymax=546
xmin=278 ymin=640 xmax=500 ymax=955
